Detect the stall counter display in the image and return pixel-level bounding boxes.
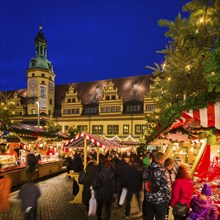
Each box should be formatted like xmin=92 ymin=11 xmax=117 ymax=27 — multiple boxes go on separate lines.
xmin=0 ymin=155 xmax=17 ymax=169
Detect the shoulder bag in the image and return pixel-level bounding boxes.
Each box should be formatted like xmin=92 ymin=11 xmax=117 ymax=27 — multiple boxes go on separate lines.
xmin=173 ymin=203 xmax=188 ymax=217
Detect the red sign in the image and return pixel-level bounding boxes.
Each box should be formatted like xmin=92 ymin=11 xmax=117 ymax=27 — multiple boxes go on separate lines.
xmin=216 ymin=137 xmax=220 ymax=142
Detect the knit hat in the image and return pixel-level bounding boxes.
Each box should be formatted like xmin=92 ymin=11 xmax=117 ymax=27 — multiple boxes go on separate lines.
xmin=201 ymin=183 xmax=212 ymax=196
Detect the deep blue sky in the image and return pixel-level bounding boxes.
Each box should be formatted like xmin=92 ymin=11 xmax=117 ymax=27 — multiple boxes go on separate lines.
xmin=0 ymin=0 xmax=187 ymax=91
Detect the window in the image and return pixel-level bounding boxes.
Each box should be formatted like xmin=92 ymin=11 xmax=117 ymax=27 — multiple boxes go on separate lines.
xmin=72 ymin=109 xmax=75 ymax=114
xmin=116 ymin=106 xmax=121 ymax=112
xmin=106 ymin=107 xmax=110 ymax=112
xmin=135 ymin=125 xmax=142 ymax=134
xmin=75 ymin=109 xmax=80 ymax=114
xmin=135 ymin=124 xmax=148 ymax=134
xmin=32 ymin=109 xmax=36 ymax=114
xmin=146 ymin=105 xmax=151 ymax=111
xmin=92 ymin=125 xmax=103 ymax=134
xmin=41 ymin=81 xmax=45 ymax=84
xmin=72 ymin=98 xmax=76 ymax=102
xmin=112 ymin=95 xmax=116 ymax=100
xmin=32 ymin=73 xmax=35 ymax=77
xmin=68 ymin=109 xmax=71 ymax=114
xmin=101 ymin=107 xmax=105 ymax=112
xmin=67 ymin=98 xmax=71 ymax=103
xmin=152 ymin=105 xmax=156 ymax=110
xmin=106 ymin=95 xmax=110 ymax=100
xmin=49 ymin=99 xmax=52 ymax=105
xmin=19 ymin=112 xmax=22 ymax=116
xmin=63 ymin=109 xmax=68 ymax=115
xmin=85 ymin=107 xmax=97 ymax=114
xmin=123 ymin=125 xmax=129 ymax=134
xmin=107 ymin=125 xmax=119 ymax=134
xmin=77 ymin=125 xmax=87 ymax=132
xmin=125 ymin=104 xmax=142 ymax=113
xmin=41 ymin=73 xmax=45 ymax=77
xmin=111 ymin=106 xmax=115 ymax=112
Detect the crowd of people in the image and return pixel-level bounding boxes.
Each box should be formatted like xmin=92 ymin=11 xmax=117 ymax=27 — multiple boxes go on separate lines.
xmin=0 ymin=148 xmax=219 ymax=220
xmin=74 ymin=150 xmax=219 ymax=220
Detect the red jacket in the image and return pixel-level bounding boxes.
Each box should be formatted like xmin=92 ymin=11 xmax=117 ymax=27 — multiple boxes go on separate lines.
xmin=0 ymin=175 xmax=12 ymax=212
xmin=170 ymin=177 xmax=194 ymax=208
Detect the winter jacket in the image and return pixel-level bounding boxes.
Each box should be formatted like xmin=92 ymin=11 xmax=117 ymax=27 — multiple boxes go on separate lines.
xmin=82 ymin=161 xmax=98 ymax=205
xmin=144 ymin=161 xmax=171 ymax=204
xmin=18 ymin=181 xmax=41 ymax=211
xmin=115 ymin=159 xmax=131 ymax=188
xmin=125 ymin=165 xmax=142 ymax=192
xmin=71 ymin=154 xmax=83 ymax=172
xmin=170 ymin=177 xmax=194 ymax=208
xmin=189 ymin=194 xmax=218 ymax=220
xmin=0 ymin=175 xmax=12 ymax=212
xmin=93 ymin=163 xmax=116 ymax=202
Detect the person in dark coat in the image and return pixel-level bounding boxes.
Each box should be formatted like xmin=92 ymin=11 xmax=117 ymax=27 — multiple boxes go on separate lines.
xmin=124 ymin=161 xmax=142 ymax=218
xmin=115 ymin=154 xmax=131 ymax=207
xmin=65 ymin=154 xmax=73 ymax=178
xmin=82 ymin=159 xmax=98 ymax=211
xmin=71 ymin=153 xmax=83 ymax=172
xmin=18 ymin=174 xmax=41 ymax=220
xmin=92 ymin=159 xmax=116 ymax=220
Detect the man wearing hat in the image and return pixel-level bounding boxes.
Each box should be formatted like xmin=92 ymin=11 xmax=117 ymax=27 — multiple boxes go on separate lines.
xmin=188 ymin=183 xmax=218 ymax=220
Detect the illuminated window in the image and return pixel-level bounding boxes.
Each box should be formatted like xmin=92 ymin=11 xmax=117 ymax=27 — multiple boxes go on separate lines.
xmin=92 ymin=125 xmax=103 ymax=134
xmin=77 ymin=125 xmax=87 ymax=132
xmin=135 ymin=125 xmax=142 ymax=134
xmin=123 ymin=125 xmax=129 ymax=134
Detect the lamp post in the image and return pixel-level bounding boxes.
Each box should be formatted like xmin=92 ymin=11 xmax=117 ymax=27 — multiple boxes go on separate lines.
xmin=36 ymin=101 xmax=40 ymax=127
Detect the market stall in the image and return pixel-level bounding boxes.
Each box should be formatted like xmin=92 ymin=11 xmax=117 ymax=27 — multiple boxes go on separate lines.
xmin=0 ymin=125 xmax=67 ymax=187
xmin=65 ymin=132 xmax=122 ymax=167
xmin=169 ymin=102 xmax=220 ymax=215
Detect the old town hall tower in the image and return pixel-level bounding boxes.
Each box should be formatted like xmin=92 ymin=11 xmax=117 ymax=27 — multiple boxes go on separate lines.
xmin=26 ymin=25 xmax=56 ymax=117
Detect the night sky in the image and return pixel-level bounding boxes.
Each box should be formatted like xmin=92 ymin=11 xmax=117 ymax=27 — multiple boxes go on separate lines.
xmin=0 ymin=0 xmax=187 ymax=91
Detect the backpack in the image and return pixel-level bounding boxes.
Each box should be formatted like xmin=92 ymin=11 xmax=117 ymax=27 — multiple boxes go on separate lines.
xmin=142 ymin=166 xmax=160 ymax=193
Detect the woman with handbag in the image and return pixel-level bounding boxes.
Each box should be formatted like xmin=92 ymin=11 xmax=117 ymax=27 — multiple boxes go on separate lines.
xmin=170 ymin=165 xmax=194 ymax=220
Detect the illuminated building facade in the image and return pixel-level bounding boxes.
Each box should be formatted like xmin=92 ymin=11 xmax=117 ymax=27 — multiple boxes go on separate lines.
xmin=0 ymin=27 xmax=155 ymax=139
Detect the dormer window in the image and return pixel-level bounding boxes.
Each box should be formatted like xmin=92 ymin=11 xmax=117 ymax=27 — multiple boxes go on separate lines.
xmin=112 ymin=95 xmax=116 ymax=100
xmin=31 ymin=60 xmax=36 ymax=67
xmin=106 ymin=95 xmax=110 ymax=100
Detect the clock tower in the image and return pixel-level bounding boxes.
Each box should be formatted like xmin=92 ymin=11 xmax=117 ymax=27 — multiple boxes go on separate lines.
xmin=27 ymin=25 xmax=56 ymax=117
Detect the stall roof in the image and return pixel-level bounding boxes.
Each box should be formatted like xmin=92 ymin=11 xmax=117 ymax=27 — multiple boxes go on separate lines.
xmin=65 ymin=133 xmax=121 ymax=148
xmin=11 ymin=124 xmax=45 ymax=132
xmin=171 ymin=102 xmax=220 ymax=130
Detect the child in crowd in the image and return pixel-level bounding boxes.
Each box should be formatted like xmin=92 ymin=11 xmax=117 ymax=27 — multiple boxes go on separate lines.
xmin=188 ymin=183 xmax=218 ymax=220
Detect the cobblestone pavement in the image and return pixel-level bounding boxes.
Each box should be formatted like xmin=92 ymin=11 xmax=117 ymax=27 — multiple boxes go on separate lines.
xmin=0 ymin=173 xmax=174 ymax=220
